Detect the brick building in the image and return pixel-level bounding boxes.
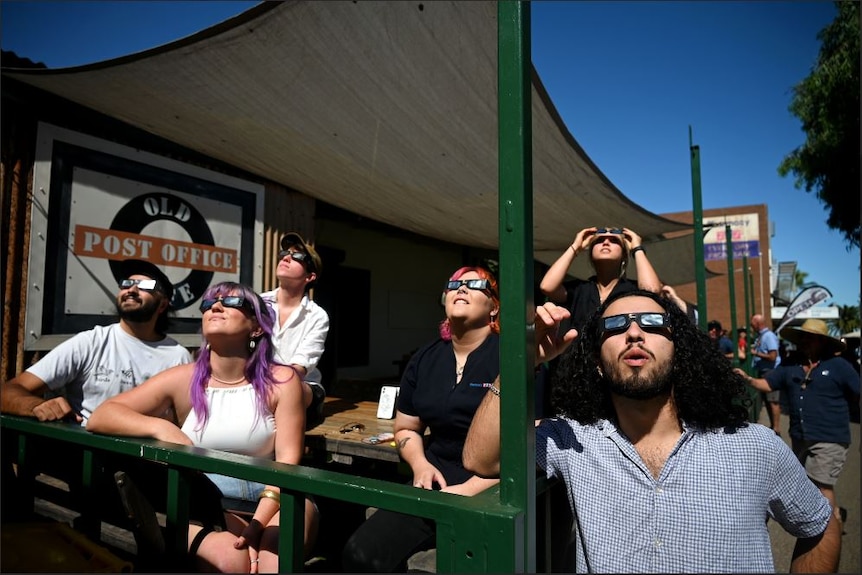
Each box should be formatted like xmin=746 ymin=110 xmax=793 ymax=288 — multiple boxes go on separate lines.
xmin=662 ymin=204 xmax=773 ymax=333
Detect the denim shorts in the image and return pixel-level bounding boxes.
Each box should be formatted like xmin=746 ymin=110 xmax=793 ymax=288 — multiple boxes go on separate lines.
xmin=205 ymin=473 xmax=266 ymax=502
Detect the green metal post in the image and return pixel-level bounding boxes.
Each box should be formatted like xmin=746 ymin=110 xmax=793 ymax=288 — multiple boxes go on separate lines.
xmin=165 ymin=468 xmax=191 ymax=561
xmin=748 ymin=267 xmax=756 ymax=336
xmin=277 ymin=491 xmax=303 ymax=572
xmin=498 ymin=1 xmax=534 ymax=571
xmin=746 ymin=262 xmax=760 ymax=418
xmin=742 ymin=255 xmax=751 ymax=370
xmin=79 ymin=449 xmax=101 ymax=540
xmin=725 ymin=224 xmax=738 ymax=365
xmin=689 ymin=127 xmax=707 ymax=330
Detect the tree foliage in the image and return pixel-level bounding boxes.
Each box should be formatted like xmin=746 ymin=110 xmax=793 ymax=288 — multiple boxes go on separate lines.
xmin=778 ymin=1 xmax=860 ymax=250
xmin=829 ymin=304 xmax=860 ymax=337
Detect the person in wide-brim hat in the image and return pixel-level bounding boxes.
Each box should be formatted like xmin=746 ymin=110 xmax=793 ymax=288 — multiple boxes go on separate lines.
xmin=780 ymin=319 xmax=846 ymax=355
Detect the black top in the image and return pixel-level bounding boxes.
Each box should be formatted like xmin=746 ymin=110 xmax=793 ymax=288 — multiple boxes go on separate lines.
xmin=562 ymin=276 xmax=639 ymax=336
xmin=397 ymin=333 xmax=500 ymax=486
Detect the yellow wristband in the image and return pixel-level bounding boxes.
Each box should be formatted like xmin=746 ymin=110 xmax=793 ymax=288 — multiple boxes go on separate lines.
xmin=259 ymin=489 xmax=281 ymax=505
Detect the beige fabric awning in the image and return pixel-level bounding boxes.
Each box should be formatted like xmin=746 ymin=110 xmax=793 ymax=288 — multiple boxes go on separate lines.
xmin=3 ymin=0 xmax=701 ymax=282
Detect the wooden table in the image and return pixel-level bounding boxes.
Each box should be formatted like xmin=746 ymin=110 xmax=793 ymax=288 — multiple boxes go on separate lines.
xmin=304 ymin=396 xmax=400 ymax=465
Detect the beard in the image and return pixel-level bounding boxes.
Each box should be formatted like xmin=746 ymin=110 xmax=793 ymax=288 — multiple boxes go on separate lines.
xmin=603 ymin=353 xmax=673 ymax=400
xmin=116 ymin=295 xmax=160 ymax=323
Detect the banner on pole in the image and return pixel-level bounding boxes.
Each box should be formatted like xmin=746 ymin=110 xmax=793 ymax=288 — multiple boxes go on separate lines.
xmin=775 ymin=285 xmax=833 ymax=335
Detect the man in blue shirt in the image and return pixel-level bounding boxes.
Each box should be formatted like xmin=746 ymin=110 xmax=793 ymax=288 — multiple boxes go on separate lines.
xmin=742 ymin=319 xmax=860 ymax=532
xmin=751 ymin=313 xmax=782 ymax=434
xmin=465 ymin=290 xmax=840 ymax=573
xmin=707 ymin=319 xmax=735 ymax=359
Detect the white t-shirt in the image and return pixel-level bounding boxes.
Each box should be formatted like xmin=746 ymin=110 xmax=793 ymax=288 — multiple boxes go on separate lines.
xmin=27 ymin=323 xmax=192 ymax=423
xmin=260 ymin=290 xmax=329 ymax=384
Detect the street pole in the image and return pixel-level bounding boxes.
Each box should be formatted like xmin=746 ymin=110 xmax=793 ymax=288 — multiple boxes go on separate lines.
xmin=689 ymin=127 xmax=707 ymax=331
xmin=725 ymin=224 xmax=738 ymax=364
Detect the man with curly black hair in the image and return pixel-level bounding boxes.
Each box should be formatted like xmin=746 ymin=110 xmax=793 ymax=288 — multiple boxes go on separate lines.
xmin=464 ymin=290 xmax=841 ymax=573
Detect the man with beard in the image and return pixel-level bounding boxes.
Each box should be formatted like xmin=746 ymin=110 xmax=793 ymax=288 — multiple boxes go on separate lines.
xmin=464 ymin=290 xmax=840 ymax=573
xmin=1 ymin=259 xmax=191 ymax=425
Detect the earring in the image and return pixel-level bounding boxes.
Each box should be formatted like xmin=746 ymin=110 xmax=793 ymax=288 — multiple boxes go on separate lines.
xmin=205 ymin=343 xmax=211 ymax=351
xmin=248 ymin=339 xmax=257 ymax=352
xmin=597 ymin=367 xmax=604 ymax=378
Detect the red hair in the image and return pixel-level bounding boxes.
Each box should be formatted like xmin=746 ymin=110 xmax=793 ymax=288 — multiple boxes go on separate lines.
xmin=438 ymin=266 xmax=500 ymax=340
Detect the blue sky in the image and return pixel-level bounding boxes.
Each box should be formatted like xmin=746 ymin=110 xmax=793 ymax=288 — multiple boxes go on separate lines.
xmin=2 ymin=0 xmax=858 ymax=307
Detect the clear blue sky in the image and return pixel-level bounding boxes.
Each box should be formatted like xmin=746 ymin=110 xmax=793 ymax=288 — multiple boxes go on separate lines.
xmin=2 ymin=0 xmax=858 ymax=308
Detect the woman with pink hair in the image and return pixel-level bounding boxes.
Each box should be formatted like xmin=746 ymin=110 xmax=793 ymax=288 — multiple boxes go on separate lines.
xmin=342 ymin=266 xmax=501 ymax=572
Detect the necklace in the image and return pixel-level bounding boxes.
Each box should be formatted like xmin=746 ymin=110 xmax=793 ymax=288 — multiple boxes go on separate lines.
xmin=210 ymin=373 xmax=247 ymax=385
xmin=456 ymin=363 xmax=465 ymax=378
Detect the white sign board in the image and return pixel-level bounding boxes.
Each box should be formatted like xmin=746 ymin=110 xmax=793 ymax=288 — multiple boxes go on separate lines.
xmin=703 ymin=213 xmax=761 ymax=261
xmin=26 ymin=123 xmax=265 ymax=349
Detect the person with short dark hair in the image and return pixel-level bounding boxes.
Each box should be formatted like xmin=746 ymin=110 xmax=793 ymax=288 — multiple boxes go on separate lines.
xmin=465 ymin=291 xmax=841 ymax=573
xmin=1 ymin=259 xmax=191 ymax=423
xmin=707 ymin=319 xmax=735 ymax=359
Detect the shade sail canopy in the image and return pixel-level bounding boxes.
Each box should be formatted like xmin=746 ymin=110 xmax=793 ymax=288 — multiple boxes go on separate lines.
xmin=3 ymin=0 xmax=699 ymax=280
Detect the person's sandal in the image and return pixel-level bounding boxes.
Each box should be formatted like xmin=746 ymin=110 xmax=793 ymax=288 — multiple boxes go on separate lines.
xmin=114 ymin=470 xmax=165 ymax=556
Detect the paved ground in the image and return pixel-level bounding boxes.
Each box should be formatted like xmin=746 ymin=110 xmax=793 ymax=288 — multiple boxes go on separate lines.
xmin=760 ymin=410 xmax=860 ymax=573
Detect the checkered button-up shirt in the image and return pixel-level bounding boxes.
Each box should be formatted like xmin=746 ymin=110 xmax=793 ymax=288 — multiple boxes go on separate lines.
xmin=537 ymin=418 xmax=830 ymax=573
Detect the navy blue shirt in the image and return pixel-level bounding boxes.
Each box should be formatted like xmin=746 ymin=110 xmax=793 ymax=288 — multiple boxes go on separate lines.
xmin=717 ymin=335 xmax=735 ymax=356
xmin=397 ymin=333 xmax=499 ymax=486
xmin=766 ymin=357 xmax=860 ymax=444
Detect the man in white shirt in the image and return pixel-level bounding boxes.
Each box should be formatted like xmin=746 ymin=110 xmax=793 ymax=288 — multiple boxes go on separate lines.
xmin=1 ymin=259 xmax=192 ymax=424
xmin=260 ymin=232 xmax=330 ymax=422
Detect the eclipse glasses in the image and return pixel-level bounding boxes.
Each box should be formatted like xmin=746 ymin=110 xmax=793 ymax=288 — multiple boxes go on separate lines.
xmin=278 ymin=250 xmax=314 ymax=271
xmin=119 ymin=278 xmax=158 ymax=291
xmin=199 ymin=295 xmax=253 ymax=313
xmin=595 ymin=228 xmax=624 ymax=235
xmin=600 ymin=312 xmax=671 ymax=337
xmin=446 ymin=279 xmax=491 ymax=291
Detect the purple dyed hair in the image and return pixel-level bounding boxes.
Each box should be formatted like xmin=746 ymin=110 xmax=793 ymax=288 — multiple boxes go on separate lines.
xmin=190 ymin=282 xmax=284 ymax=428
xmin=438 ymin=266 xmax=500 ymax=341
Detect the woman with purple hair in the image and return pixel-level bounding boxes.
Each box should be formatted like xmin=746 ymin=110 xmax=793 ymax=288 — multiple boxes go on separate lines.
xmin=88 ymin=282 xmax=317 ymax=572
xmin=342 ymin=266 xmax=501 ymax=572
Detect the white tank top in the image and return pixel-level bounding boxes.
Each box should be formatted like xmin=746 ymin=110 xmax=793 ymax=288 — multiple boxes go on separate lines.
xmin=181 ymin=384 xmax=276 ymax=458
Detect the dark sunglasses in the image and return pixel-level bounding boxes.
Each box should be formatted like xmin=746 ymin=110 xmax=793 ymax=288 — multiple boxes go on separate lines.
xmin=595 ymin=228 xmax=624 ymax=235
xmin=278 ymin=249 xmax=309 ymax=263
xmin=119 ymin=278 xmax=158 ymax=291
xmin=199 ymin=295 xmax=253 ymax=313
xmin=600 ymin=312 xmax=671 ymax=337
xmin=446 ymin=279 xmax=491 ymax=291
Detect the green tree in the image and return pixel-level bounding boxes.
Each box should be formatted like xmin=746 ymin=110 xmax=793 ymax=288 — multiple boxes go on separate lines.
xmin=778 ymin=1 xmax=860 ymax=250
xmin=794 ymin=269 xmax=810 ymax=292
xmin=830 ymin=304 xmax=860 ymax=337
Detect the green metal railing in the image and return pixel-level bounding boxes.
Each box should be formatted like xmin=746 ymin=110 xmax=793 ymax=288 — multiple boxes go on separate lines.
xmin=2 ymin=414 xmax=537 ymax=572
